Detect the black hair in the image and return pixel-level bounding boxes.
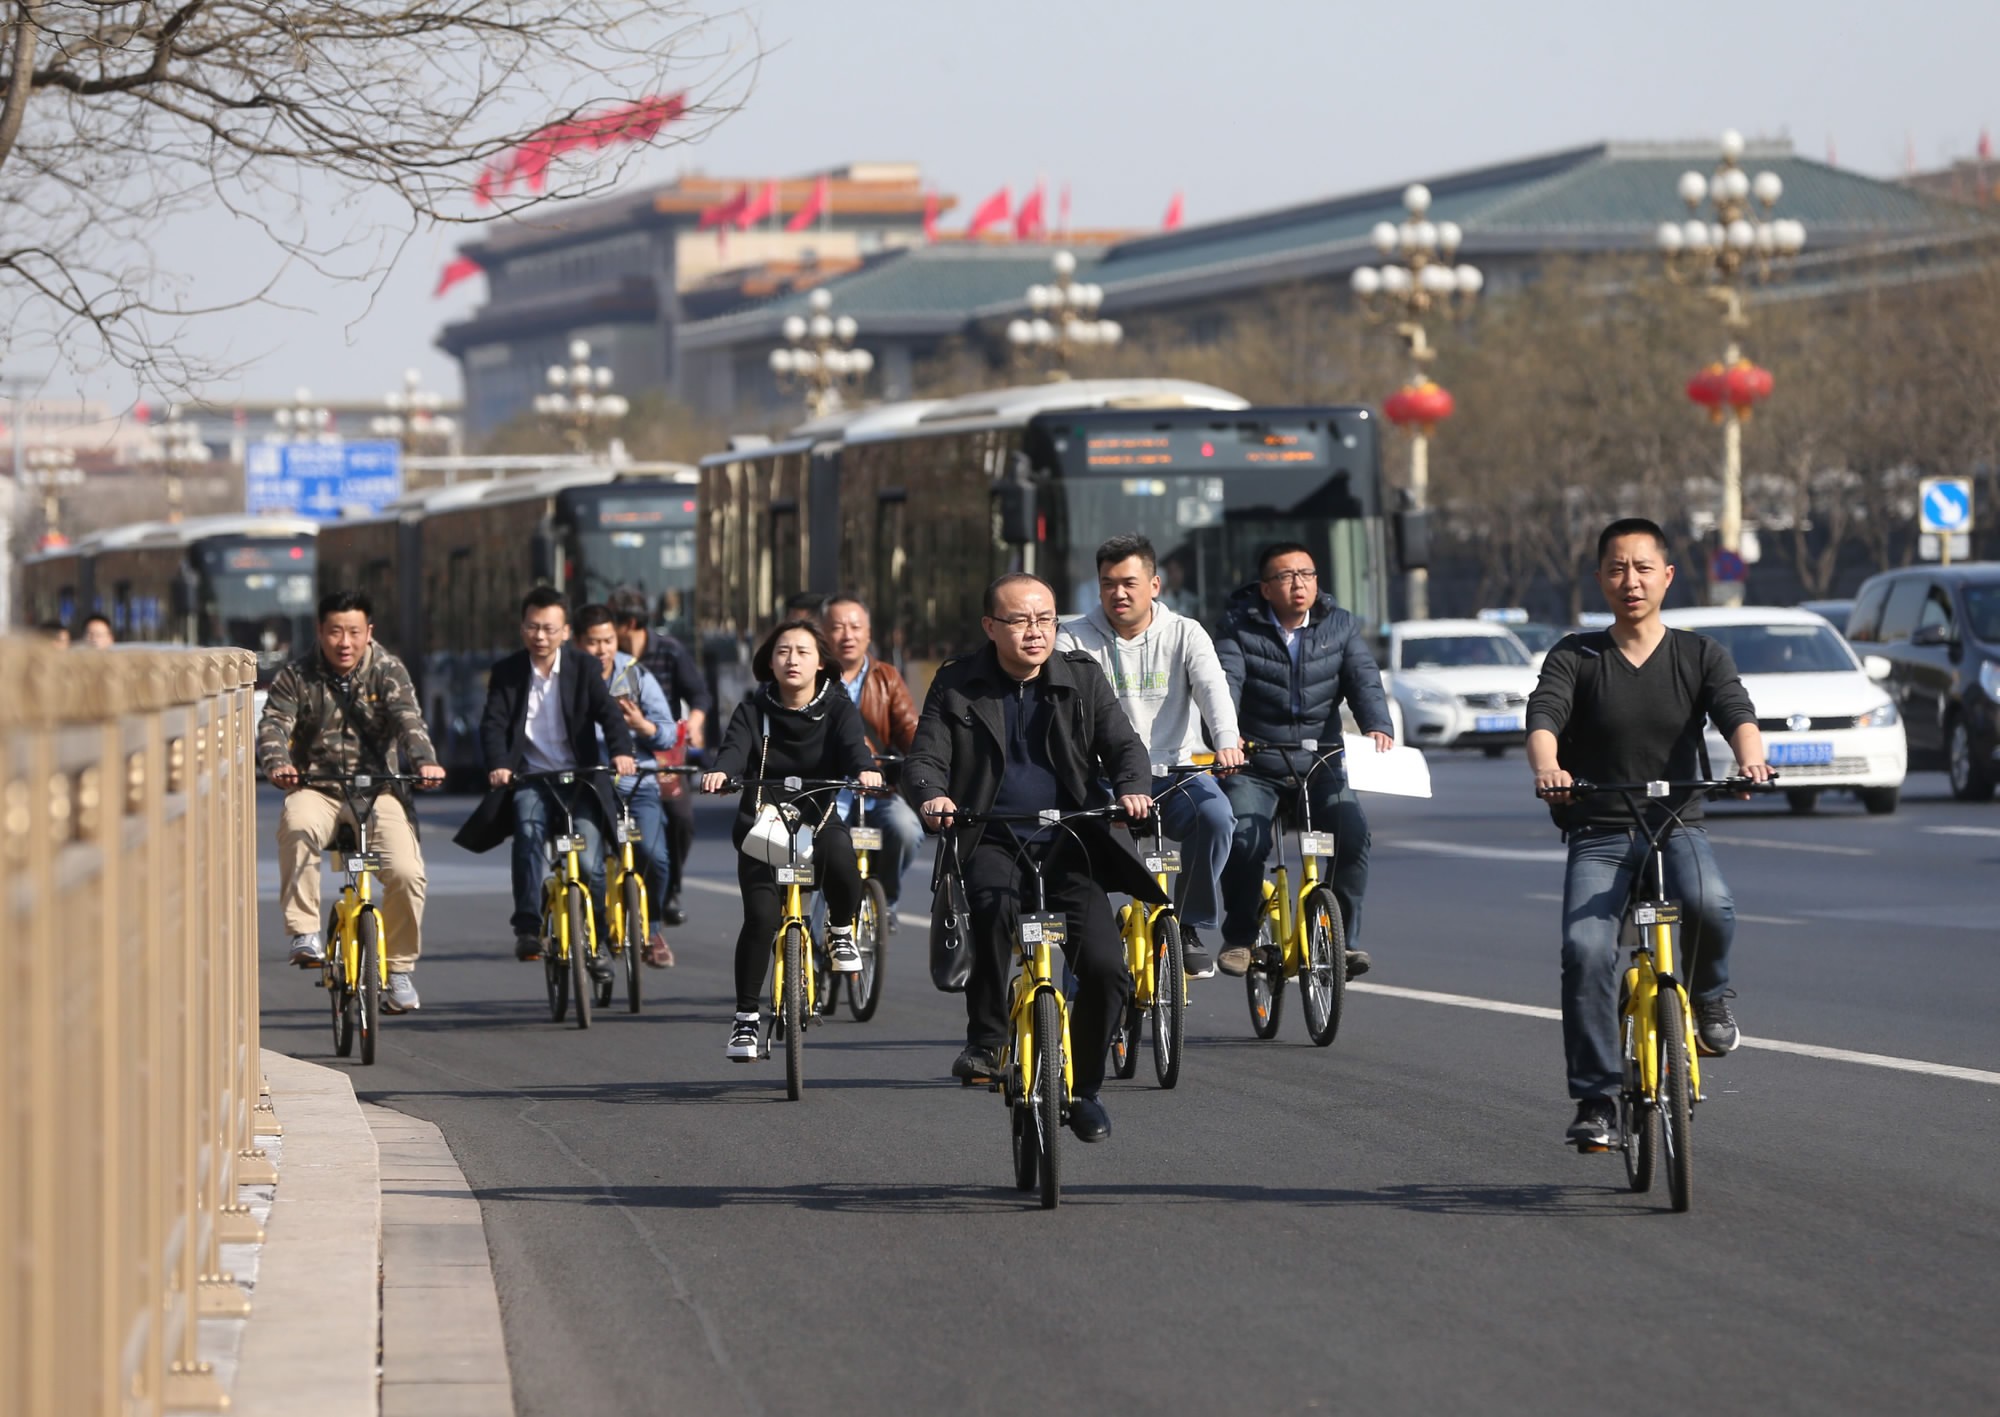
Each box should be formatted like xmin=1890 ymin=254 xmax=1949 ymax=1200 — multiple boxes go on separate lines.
xmin=1596 ymin=517 xmax=1671 ymax=564
xmin=1255 ymin=541 xmax=1316 ymax=578
xmin=520 ymin=586 xmax=568 ymax=620
xmin=752 ymin=617 xmax=835 ymax=683
xmin=82 ymin=611 xmax=113 ymax=631
xmin=574 ymin=602 xmax=617 ymax=634
xmin=783 ymin=590 xmax=830 ymax=619
xmin=37 ymin=619 xmax=67 ymax=636
xmin=823 ymin=593 xmax=869 ymax=618
xmin=317 ymin=588 xmax=373 ymax=623
xmin=1094 ymin=533 xmax=1157 ymax=575
xmin=982 ymin=572 xmax=1054 ymax=618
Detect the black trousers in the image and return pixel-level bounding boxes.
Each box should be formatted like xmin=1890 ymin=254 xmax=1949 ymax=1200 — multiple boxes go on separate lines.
xmin=733 ymin=822 xmax=860 ymax=1013
xmin=665 ymin=787 xmax=694 ymax=896
xmin=961 ymin=832 xmax=1130 ymax=1098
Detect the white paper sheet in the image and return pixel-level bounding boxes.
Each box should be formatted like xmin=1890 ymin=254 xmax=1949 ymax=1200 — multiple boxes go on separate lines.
xmin=1342 ymin=734 xmax=1433 ymax=798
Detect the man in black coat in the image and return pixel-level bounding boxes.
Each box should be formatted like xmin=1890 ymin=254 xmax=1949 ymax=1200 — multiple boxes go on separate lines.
xmin=903 ymin=572 xmax=1164 ymax=1143
xmin=453 ymin=587 xmax=636 ymax=963
xmin=1212 ymin=542 xmax=1395 ymax=979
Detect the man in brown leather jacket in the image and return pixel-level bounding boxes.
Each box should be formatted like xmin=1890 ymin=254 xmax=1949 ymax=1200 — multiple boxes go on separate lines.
xmin=823 ymin=595 xmax=922 ymax=910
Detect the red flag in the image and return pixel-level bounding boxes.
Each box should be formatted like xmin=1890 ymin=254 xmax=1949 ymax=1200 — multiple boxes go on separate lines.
xmin=965 ymin=185 xmax=1011 ymax=237
xmin=1014 ymin=183 xmax=1046 ymax=240
xmin=1162 ymin=192 xmax=1185 ymax=231
xmin=469 ymin=93 xmax=686 ymax=205
xmin=786 ymin=175 xmax=830 ymax=232
xmin=434 ymin=256 xmax=482 ymax=298
xmin=736 ymin=180 xmax=779 ymax=230
xmin=698 ymin=184 xmax=750 ymax=230
xmin=922 ymin=190 xmax=941 ymax=242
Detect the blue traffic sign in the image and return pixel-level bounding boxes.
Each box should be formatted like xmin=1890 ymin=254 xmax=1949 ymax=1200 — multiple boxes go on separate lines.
xmin=1919 ymin=478 xmax=1973 ymax=535
xmin=1711 ymin=548 xmax=1747 ymax=583
xmin=245 ymin=441 xmax=403 ymax=520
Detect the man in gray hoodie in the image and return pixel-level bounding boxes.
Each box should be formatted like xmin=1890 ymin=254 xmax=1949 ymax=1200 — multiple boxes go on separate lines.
xmin=1058 ymin=534 xmax=1242 ymax=977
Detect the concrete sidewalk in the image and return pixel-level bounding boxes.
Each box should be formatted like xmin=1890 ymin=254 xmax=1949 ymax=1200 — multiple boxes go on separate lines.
xmin=218 ymin=1050 xmax=514 ymax=1416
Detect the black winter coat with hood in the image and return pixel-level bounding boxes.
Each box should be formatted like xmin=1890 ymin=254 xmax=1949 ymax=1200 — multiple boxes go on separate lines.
xmin=1212 ymin=584 xmax=1393 ymax=781
xmin=707 ymin=676 xmax=875 ymax=847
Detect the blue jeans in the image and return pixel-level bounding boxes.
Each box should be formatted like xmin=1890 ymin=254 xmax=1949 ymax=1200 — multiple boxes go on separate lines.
xmin=852 ymin=791 xmax=923 ymax=908
xmin=626 ymin=784 xmax=674 ymax=924
xmin=1151 ymin=772 xmax=1234 ymax=932
xmin=1220 ymin=770 xmax=1370 ymax=950
xmin=510 ymin=780 xmax=609 ymax=938
xmin=1561 ymin=825 xmax=1734 ymax=1099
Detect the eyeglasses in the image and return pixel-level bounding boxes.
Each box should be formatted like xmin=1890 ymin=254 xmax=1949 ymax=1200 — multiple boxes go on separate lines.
xmin=1262 ymin=570 xmax=1318 ymax=587
xmin=989 ymin=613 xmax=1058 ymax=631
xmin=522 ymin=623 xmax=563 ymax=638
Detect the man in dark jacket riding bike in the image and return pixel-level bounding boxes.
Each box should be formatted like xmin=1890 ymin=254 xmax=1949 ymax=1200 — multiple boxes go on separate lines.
xmin=1212 ymin=542 xmax=1395 ymax=979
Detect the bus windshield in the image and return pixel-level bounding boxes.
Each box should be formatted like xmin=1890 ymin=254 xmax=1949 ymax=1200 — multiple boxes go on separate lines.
xmin=198 ymin=539 xmax=316 ymax=674
xmin=563 ymin=490 xmax=699 ymax=641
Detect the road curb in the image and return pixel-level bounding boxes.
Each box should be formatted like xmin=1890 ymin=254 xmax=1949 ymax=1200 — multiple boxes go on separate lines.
xmin=232 ymin=1049 xmax=382 ymax=1417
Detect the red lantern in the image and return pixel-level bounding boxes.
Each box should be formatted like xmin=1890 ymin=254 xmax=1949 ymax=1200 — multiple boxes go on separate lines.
xmin=1384 ymin=380 xmax=1455 ymax=431
xmin=1686 ymin=359 xmax=1773 ymax=423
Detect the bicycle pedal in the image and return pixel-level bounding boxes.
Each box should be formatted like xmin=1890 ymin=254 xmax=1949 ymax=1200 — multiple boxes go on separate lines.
xmin=1574 ymin=1140 xmax=1613 ymax=1154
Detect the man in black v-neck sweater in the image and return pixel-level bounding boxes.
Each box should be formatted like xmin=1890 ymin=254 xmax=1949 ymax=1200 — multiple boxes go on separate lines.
xmin=1526 ymin=519 xmax=1772 ymax=1149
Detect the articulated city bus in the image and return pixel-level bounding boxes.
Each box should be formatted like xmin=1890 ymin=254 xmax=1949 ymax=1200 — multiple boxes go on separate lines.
xmin=315 ymin=465 xmax=698 ymax=775
xmin=22 ymin=515 xmax=319 ymax=681
xmin=697 ymin=379 xmax=1388 ymax=691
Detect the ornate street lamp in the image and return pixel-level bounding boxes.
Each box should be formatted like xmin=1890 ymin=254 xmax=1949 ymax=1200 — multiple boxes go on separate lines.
xmin=1350 ymin=184 xmax=1483 ymax=619
xmin=137 ymin=404 xmax=211 ymax=522
xmin=1657 ymin=129 xmax=1806 ymax=605
xmin=370 ymin=368 xmax=459 ymax=453
xmin=770 ymin=288 xmax=874 ymax=418
xmin=1007 ymin=250 xmax=1122 ymax=377
xmin=24 ymin=445 xmax=81 ymax=549
xmin=271 ymin=387 xmax=336 ymax=444
xmin=533 ymin=339 xmax=629 ymax=453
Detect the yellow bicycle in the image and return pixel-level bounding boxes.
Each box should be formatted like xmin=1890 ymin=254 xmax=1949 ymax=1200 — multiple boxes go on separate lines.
xmin=516 ymin=767 xmax=614 ymax=1030
xmin=821 ymin=755 xmax=897 ymax=1021
xmin=601 ymin=763 xmax=701 ymax=1014
xmin=297 ymin=770 xmax=425 ymax=1067
xmin=1240 ymin=740 xmax=1347 ymax=1048
xmin=1109 ymin=765 xmax=1213 ymax=1089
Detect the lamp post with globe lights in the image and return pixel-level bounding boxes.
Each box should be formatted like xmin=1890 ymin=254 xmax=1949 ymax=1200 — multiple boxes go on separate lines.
xmin=271 ymin=388 xmax=336 ymax=445
xmin=1006 ymin=250 xmax=1122 ymax=377
xmin=1656 ymin=130 xmax=1807 ymax=605
xmin=534 ymin=339 xmax=629 ymax=454
xmin=24 ymin=445 xmax=81 ymax=549
xmin=769 ymin=288 xmax=874 ymax=418
xmin=138 ymin=404 xmax=211 ymax=522
xmin=1349 ymin=184 xmax=1483 ymax=619
xmin=370 ymin=368 xmax=459 ymax=454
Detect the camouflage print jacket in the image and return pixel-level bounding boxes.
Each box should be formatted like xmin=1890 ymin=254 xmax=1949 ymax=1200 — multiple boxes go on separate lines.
xmin=256 ymin=643 xmax=438 ymax=786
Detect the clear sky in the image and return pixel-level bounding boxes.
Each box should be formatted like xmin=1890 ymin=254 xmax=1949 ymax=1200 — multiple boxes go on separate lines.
xmin=40 ymin=0 xmax=2000 ymax=411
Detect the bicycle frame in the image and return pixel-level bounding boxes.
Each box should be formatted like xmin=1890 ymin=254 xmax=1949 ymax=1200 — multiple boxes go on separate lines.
xmin=1250 ymin=741 xmax=1343 ymax=976
xmin=327 ymin=798 xmax=388 ymax=995
xmin=1609 ymin=789 xmax=1703 ymax=1108
xmin=1120 ymin=766 xmax=1210 ymax=1010
xmin=516 ymin=770 xmax=603 ymax=967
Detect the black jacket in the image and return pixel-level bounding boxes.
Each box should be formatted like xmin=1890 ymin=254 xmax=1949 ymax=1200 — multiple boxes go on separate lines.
xmin=1213 ymin=584 xmax=1393 ymax=779
xmin=452 ymin=646 xmax=637 ymax=854
xmin=902 ymin=644 xmax=1166 ymax=905
xmin=708 ymin=677 xmax=875 ymax=846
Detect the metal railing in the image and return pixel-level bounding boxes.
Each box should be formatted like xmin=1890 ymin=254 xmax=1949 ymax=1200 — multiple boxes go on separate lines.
xmin=1 ymin=640 xmax=265 ymax=1415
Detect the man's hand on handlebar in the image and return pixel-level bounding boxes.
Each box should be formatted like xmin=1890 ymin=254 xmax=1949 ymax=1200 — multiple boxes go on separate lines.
xmin=1213 ymin=746 xmax=1246 ymax=770
xmin=269 ymin=764 xmax=301 ymax=790
xmin=612 ymin=754 xmax=637 ymax=778
xmin=1117 ymin=792 xmax=1153 ymax=821
xmin=417 ymin=764 xmax=446 ymax=789
xmin=1533 ymin=765 xmax=1576 ymax=803
xmin=488 ymin=767 xmax=512 ymax=788
xmin=858 ymin=770 xmax=884 ymax=791
xmin=920 ymin=795 xmax=958 ymax=830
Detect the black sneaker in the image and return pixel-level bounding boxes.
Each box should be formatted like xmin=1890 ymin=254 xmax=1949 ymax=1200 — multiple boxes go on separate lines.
xmin=513 ymin=932 xmax=543 ymax=962
xmin=585 ymin=947 xmax=614 ymax=982
xmin=1068 ymin=1094 xmax=1112 ymax=1142
xmin=1344 ymin=948 xmax=1372 ymax=980
xmin=951 ymin=1045 xmax=1001 ymax=1082
xmin=1249 ymin=942 xmax=1282 ymax=973
xmin=1180 ymin=927 xmax=1217 ymax=980
xmin=725 ymin=1014 xmax=760 ymax=1061
xmin=1694 ymin=991 xmax=1739 ymax=1056
xmin=663 ymin=896 xmax=688 ymax=927
xmin=1566 ymin=1097 xmax=1616 ymax=1149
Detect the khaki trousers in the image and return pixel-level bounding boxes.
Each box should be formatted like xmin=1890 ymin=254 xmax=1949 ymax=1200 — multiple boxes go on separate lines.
xmin=278 ymin=789 xmax=426 ymax=971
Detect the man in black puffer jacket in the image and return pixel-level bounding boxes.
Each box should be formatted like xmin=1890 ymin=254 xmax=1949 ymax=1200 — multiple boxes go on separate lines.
xmin=1212 ymin=542 xmax=1395 ymax=979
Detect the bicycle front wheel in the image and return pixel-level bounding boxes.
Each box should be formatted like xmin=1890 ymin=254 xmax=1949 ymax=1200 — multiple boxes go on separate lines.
xmin=327 ymin=907 xmax=353 ymax=1057
xmin=622 ymin=876 xmax=644 ymax=1014
xmin=357 ymin=908 xmax=382 ymax=1066
xmin=848 ymin=878 xmax=888 ymax=1022
xmin=568 ymin=889 xmax=592 ymax=1030
xmin=1246 ymin=916 xmax=1285 ymax=1040
xmin=1657 ymin=988 xmax=1694 ymax=1212
xmin=783 ymin=925 xmax=806 ymax=1100
xmin=1620 ymin=981 xmax=1656 ymax=1192
xmin=1299 ymin=887 xmax=1346 ymax=1048
xmin=1034 ymin=990 xmax=1063 ymax=1210
xmin=1151 ymin=915 xmax=1186 ymax=1089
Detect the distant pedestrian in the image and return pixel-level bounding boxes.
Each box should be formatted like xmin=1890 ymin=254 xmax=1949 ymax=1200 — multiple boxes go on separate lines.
xmin=612 ymin=596 xmax=713 ymax=927
xmin=38 ymin=620 xmax=70 ymax=648
xmin=81 ymin=613 xmax=114 ymax=648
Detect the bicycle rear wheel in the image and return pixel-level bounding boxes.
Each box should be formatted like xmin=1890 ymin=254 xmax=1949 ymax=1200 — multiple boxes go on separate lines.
xmin=357 ymin=908 xmax=381 ymax=1067
xmin=326 ymin=908 xmax=353 ymax=1057
xmin=848 ymin=879 xmax=888 ymax=1021
xmin=1246 ymin=915 xmax=1285 ymax=1040
xmin=1034 ymin=990 xmax=1063 ymax=1210
xmin=1109 ymin=1003 xmax=1141 ymax=1080
xmin=783 ymin=925 xmax=806 ymax=1100
xmin=1299 ymin=887 xmax=1346 ymax=1048
xmin=622 ymin=876 xmax=644 ymax=1014
xmin=1619 ymin=983 xmax=1656 ymax=1192
xmin=569 ymin=889 xmax=592 ymax=1030
xmin=1151 ymin=915 xmax=1186 ymax=1089
xmin=1657 ymin=988 xmax=1694 ymax=1212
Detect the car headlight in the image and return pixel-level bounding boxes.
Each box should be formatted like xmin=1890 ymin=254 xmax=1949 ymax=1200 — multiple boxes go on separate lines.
xmin=1855 ymin=702 xmax=1899 ymax=728
xmin=1405 ymin=685 xmax=1448 ymax=706
xmin=1981 ymin=660 xmax=2000 ymax=702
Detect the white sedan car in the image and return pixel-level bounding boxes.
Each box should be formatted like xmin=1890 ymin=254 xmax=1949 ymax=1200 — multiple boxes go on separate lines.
xmin=1662 ymin=606 xmax=1907 ymax=814
xmin=1386 ymin=619 xmax=1537 ymax=756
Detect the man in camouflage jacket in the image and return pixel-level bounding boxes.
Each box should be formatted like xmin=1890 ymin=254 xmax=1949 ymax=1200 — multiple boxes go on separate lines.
xmin=257 ymin=589 xmax=443 ymax=1010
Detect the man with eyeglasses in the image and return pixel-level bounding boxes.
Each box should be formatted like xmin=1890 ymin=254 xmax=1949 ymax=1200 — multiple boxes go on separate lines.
xmin=1212 ymin=542 xmax=1395 ymax=979
xmin=904 ymin=572 xmax=1165 ymax=1144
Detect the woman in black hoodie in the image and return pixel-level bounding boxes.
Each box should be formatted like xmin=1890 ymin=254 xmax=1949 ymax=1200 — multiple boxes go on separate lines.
xmin=703 ymin=618 xmax=882 ymax=1059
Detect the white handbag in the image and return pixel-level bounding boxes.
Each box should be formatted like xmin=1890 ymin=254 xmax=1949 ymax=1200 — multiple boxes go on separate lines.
xmin=738 ymin=714 xmax=816 ymax=867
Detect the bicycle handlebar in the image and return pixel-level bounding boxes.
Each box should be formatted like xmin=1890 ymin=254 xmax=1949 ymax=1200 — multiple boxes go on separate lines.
xmin=926 ymin=803 xmax=1127 ymax=828
xmin=1536 ymin=776 xmax=1780 ymax=799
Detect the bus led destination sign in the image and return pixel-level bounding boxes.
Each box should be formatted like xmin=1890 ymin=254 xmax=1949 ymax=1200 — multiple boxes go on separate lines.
xmin=1080 ymin=426 xmax=1329 ymax=472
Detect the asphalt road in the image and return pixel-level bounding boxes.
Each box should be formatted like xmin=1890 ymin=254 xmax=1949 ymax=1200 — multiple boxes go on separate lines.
xmin=257 ymin=760 xmax=2000 ymax=1417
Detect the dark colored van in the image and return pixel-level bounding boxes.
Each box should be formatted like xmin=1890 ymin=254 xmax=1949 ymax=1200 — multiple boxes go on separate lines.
xmin=1845 ymin=564 xmax=2000 ymax=800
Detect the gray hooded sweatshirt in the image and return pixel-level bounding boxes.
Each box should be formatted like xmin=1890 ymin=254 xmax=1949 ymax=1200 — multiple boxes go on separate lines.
xmin=1057 ymin=602 xmax=1241 ymax=765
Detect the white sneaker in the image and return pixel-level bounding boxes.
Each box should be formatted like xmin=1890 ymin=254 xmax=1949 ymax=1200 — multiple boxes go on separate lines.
xmin=725 ymin=1013 xmax=760 ymax=1061
xmin=826 ymin=927 xmax=862 ymax=973
xmin=288 ymin=933 xmax=325 ymax=968
xmin=383 ymin=973 xmax=420 ymax=1013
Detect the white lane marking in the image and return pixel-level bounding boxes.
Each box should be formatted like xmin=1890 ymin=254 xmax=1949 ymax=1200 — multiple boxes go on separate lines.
xmin=1349 ymin=982 xmax=2000 ymax=1087
xmin=1705 ymin=835 xmax=1872 ymax=858
xmin=1924 ymin=825 xmax=2000 ymax=839
xmin=1390 ymin=839 xmax=1566 ymax=863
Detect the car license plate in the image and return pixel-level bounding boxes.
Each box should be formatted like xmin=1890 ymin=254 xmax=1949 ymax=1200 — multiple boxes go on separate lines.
xmin=1474 ymin=714 xmax=1522 ymax=733
xmin=1770 ymin=740 xmax=1833 ymax=766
